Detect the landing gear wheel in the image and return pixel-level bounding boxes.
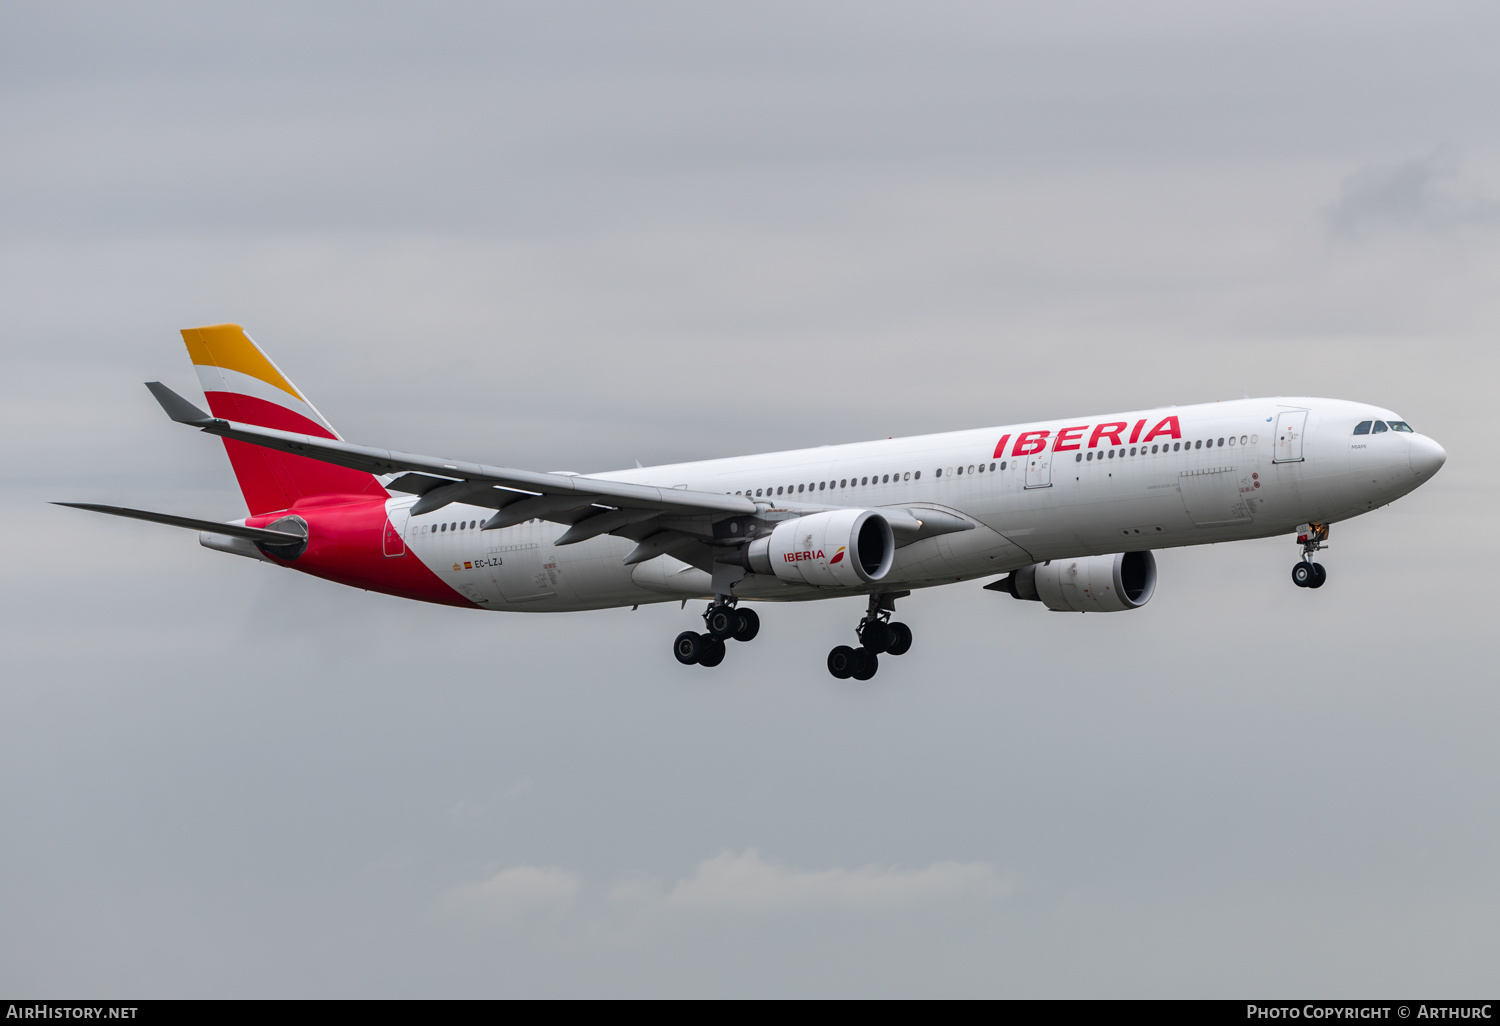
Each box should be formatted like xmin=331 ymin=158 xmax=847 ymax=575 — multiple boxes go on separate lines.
xmin=704 ymin=605 xmax=737 ymax=639
xmin=698 ymin=637 xmax=727 ymax=667
xmin=885 ymin=622 xmax=912 ymax=656
xmin=673 ymin=631 xmax=705 ymax=665
xmin=827 ymin=645 xmax=857 ymax=679
xmin=732 ymin=608 xmax=760 ymax=642
xmin=858 ymin=621 xmax=893 ymax=654
xmin=1307 ymin=562 xmax=1327 ymax=589
xmin=850 ymin=648 xmax=879 ymax=681
xmin=1291 ymin=562 xmax=1313 ymax=588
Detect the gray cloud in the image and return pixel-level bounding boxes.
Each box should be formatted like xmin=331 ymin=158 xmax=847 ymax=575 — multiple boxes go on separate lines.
xmin=1328 ymin=153 xmax=1500 ymax=238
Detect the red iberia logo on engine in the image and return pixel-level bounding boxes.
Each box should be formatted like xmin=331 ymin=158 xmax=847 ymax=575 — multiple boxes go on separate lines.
xmin=784 ymin=549 xmax=826 ymax=562
xmin=829 ymin=546 xmax=846 ymax=565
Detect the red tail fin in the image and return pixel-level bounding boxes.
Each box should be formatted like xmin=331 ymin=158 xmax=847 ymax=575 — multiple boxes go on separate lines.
xmin=181 ymin=324 xmax=388 ymax=515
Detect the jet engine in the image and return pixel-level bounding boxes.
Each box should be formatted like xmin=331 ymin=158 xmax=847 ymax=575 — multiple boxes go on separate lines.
xmin=998 ymin=551 xmax=1156 ymax=612
xmin=745 ymin=509 xmax=895 ymax=587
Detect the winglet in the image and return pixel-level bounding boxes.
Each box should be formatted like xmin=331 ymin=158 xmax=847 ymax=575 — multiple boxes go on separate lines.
xmin=145 ymin=381 xmax=216 ymax=426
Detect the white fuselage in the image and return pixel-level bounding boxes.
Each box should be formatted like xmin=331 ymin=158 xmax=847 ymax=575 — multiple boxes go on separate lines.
xmin=392 ymin=397 xmax=1442 ymax=612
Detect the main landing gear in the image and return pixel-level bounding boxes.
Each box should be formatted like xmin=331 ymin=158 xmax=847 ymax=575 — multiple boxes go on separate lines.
xmin=828 ymin=593 xmax=912 ymax=681
xmin=673 ymin=600 xmax=760 ymax=667
xmin=1292 ymin=522 xmax=1329 ymax=590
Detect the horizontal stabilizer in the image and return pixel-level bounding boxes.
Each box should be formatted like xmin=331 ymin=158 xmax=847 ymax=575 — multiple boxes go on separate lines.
xmin=53 ymin=502 xmax=306 ymax=543
xmin=144 ymin=381 xmax=215 ymax=425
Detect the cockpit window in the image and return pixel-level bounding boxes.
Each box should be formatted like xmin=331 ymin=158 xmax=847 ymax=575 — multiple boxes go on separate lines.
xmin=1372 ymin=421 xmax=1389 ymax=433
xmin=1353 ymin=421 xmax=1372 ymax=435
xmin=1388 ymin=420 xmax=1413 ymax=432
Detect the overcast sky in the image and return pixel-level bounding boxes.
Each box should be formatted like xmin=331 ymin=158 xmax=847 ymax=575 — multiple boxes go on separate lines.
xmin=2 ymin=1 xmax=1498 ymax=997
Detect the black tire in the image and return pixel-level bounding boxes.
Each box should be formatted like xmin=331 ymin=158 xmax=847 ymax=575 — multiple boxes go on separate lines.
xmin=673 ymin=631 xmax=705 ymax=665
xmin=886 ymin=621 xmax=912 ymax=656
xmin=704 ymin=605 xmax=737 ymax=639
xmin=851 ymin=648 xmax=879 ymax=681
xmin=858 ymin=621 xmax=893 ymax=654
xmin=827 ymin=645 xmax=856 ymax=679
xmin=1291 ymin=562 xmax=1313 ymax=588
xmin=699 ymin=637 xmax=726 ymax=667
xmin=1307 ymin=562 xmax=1327 ymax=589
xmin=732 ymin=607 xmax=761 ymax=643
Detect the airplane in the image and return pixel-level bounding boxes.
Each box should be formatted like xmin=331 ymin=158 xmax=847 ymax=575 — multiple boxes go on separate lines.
xmin=60 ymin=323 xmax=1448 ymax=680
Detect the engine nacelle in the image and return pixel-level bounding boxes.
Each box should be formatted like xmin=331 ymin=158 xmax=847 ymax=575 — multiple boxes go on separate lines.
xmin=1005 ymin=551 xmax=1156 ymax=612
xmin=746 ymin=509 xmax=895 ymax=587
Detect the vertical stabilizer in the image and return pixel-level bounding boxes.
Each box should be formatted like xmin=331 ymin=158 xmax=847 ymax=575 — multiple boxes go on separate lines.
xmin=181 ymin=323 xmax=388 ymax=515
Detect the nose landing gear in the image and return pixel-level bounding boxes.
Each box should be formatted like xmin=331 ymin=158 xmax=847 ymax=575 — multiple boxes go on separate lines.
xmin=828 ymin=593 xmax=912 ymax=680
xmin=672 ymin=599 xmax=761 ymax=667
xmin=1292 ymin=523 xmax=1329 ymax=589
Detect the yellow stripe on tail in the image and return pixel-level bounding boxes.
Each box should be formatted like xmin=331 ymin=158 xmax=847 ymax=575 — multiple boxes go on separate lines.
xmin=181 ymin=323 xmax=304 ymax=402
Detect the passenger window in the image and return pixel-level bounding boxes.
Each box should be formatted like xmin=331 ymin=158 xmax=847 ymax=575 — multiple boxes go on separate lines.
xmin=934 ymin=468 xmax=941 ymax=477
xmin=1129 ymin=447 xmax=1136 ymax=456
xmin=1107 ymin=450 xmax=1115 ymax=459
xmin=1000 ymin=461 xmax=1006 ymax=470
xmin=882 ymin=474 xmax=889 ymax=483
xmin=903 ymin=472 xmax=910 ymax=481
xmin=989 ymin=462 xmax=996 ymax=471
xmin=956 ymin=466 xmax=963 ymax=475
xmin=968 ymin=465 xmax=975 ymax=474
xmin=914 ymin=471 xmax=921 ymax=479
xmin=1372 ymin=421 xmax=1388 ymax=433
xmin=1076 ymin=453 xmax=1082 ymax=462
xmin=861 ymin=477 xmax=868 ymax=485
xmin=977 ymin=463 xmax=984 ymax=473
xmin=1151 ymin=445 xmax=1158 ymax=453
xmin=1218 ymin=437 xmax=1224 ymax=446
xmin=1388 ymin=421 xmax=1413 ymax=432
xmin=1195 ymin=440 xmax=1202 ymax=449
xmin=776 ymin=487 xmax=783 ymax=495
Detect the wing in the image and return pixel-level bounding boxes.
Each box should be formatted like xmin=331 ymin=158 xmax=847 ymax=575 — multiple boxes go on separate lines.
xmin=144 ymin=382 xmax=973 ymax=573
xmin=146 ymin=381 xmax=758 ymax=568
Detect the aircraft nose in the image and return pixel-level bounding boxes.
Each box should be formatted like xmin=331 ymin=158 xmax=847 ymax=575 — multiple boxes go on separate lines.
xmin=1409 ymin=434 xmax=1447 ymax=478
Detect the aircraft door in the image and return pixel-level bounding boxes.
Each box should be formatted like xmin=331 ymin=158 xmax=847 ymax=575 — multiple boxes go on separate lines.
xmin=1274 ymin=410 xmax=1307 ymax=463
xmin=1024 ymin=449 xmax=1053 ymax=489
xmin=1179 ymin=467 xmax=1253 ymax=526
xmin=383 ymin=505 xmax=408 ymax=557
xmin=485 ymin=540 xmax=556 ymax=602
